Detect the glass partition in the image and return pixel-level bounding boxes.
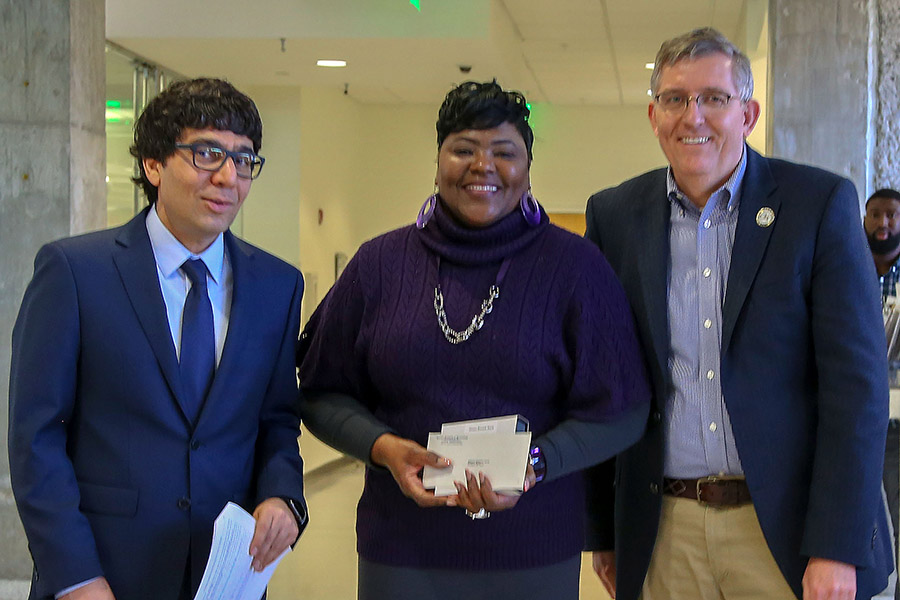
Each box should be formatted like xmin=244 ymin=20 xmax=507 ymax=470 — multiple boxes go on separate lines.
xmin=104 ymin=43 xmax=183 ymax=227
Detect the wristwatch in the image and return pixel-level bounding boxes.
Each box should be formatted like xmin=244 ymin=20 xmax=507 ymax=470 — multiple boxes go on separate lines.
xmin=529 ymin=445 xmax=546 ymax=483
xmin=279 ymin=496 xmax=308 ymax=541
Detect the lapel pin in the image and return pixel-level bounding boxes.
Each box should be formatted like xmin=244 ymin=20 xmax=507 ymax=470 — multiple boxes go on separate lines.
xmin=756 ymin=207 xmax=775 ymax=228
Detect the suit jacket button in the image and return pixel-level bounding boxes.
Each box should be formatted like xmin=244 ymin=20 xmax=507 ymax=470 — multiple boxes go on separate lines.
xmin=651 ymin=411 xmax=662 ymax=424
xmin=177 ymin=497 xmax=191 ymax=510
xmin=191 ymin=439 xmax=201 ymax=450
xmin=650 ymin=482 xmax=659 ymax=494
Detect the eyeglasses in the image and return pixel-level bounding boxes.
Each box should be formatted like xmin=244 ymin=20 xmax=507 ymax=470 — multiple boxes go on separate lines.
xmin=174 ymin=143 xmax=265 ymax=180
xmin=654 ymin=91 xmax=735 ymax=114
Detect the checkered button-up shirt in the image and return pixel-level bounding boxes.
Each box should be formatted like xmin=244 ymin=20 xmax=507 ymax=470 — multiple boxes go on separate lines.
xmin=880 ymin=261 xmax=900 ymax=304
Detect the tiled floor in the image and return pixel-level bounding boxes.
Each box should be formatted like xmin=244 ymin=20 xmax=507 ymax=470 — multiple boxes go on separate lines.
xmin=268 ymin=458 xmax=612 ymax=600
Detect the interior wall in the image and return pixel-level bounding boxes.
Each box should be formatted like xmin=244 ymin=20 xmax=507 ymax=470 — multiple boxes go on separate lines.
xmin=528 ymin=104 xmax=666 ymax=213
xmin=346 ymin=101 xmax=439 ymax=243
xmin=736 ymin=0 xmax=769 ymax=154
xmin=748 ymin=52 xmax=768 ymax=153
xmin=746 ymin=1 xmax=769 ymax=154
xmin=295 ymin=87 xmax=365 ymax=322
xmin=242 ymin=85 xmax=303 ymax=267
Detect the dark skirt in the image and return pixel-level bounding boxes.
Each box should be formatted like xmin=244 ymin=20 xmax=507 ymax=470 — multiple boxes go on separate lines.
xmin=358 ymin=554 xmax=581 ymax=600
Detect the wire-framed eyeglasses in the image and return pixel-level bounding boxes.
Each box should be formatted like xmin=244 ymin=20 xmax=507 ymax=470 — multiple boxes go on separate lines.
xmin=174 ymin=143 xmax=265 ymax=180
xmin=654 ymin=91 xmax=735 ymax=114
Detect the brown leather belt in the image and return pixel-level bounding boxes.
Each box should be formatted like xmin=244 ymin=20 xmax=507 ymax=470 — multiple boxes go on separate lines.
xmin=663 ymin=476 xmax=752 ymax=507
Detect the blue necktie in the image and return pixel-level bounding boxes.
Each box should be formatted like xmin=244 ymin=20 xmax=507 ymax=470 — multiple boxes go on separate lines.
xmin=180 ymin=259 xmax=215 ymax=423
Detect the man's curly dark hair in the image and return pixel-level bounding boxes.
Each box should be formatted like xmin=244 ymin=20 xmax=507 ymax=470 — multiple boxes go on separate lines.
xmin=130 ymin=78 xmax=262 ymax=203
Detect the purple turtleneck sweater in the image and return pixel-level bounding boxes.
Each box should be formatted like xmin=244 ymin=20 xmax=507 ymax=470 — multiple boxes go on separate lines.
xmin=299 ymin=201 xmax=649 ymax=570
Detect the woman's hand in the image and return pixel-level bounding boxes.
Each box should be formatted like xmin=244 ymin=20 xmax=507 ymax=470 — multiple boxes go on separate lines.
xmin=454 ymin=463 xmax=537 ymax=515
xmin=370 ymin=433 xmax=457 ymax=507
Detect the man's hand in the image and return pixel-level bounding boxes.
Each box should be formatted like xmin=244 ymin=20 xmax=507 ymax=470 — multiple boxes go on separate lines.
xmin=250 ymin=497 xmax=299 ymax=572
xmin=370 ymin=433 xmax=456 ymax=508
xmin=592 ymin=551 xmax=617 ymax=598
xmin=60 ymin=578 xmax=116 ymax=600
xmin=802 ymin=557 xmax=856 ymax=600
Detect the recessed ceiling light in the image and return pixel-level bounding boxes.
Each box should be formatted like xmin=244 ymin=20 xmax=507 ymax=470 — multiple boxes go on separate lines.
xmin=645 ymin=63 xmax=655 ymax=69
xmin=317 ymin=60 xmax=347 ymax=68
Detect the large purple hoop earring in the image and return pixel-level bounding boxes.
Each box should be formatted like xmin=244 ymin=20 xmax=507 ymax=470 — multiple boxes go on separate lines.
xmin=416 ymin=193 xmax=437 ymax=229
xmin=520 ymin=190 xmax=541 ymax=227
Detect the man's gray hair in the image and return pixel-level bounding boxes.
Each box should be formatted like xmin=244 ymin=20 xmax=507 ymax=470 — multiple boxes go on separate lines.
xmin=650 ymin=27 xmax=754 ymax=102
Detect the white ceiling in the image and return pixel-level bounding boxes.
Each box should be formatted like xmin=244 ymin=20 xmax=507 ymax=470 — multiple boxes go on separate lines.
xmin=106 ymin=0 xmax=765 ymax=107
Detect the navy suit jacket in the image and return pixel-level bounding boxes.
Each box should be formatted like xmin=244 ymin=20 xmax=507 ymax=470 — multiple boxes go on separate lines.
xmin=9 ymin=209 xmax=307 ymax=599
xmin=584 ymin=148 xmax=892 ymax=599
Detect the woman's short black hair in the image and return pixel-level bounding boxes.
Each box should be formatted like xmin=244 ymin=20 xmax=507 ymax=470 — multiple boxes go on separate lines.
xmin=130 ymin=77 xmax=262 ymax=204
xmin=436 ymin=81 xmax=533 ymax=161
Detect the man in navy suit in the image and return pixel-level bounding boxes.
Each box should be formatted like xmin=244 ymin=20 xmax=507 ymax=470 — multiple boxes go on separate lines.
xmin=9 ymin=78 xmax=307 ymax=600
xmin=584 ymin=28 xmax=892 ymax=600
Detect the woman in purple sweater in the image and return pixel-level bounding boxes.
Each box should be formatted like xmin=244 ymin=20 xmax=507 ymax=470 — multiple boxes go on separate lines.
xmin=298 ymin=81 xmax=650 ymax=600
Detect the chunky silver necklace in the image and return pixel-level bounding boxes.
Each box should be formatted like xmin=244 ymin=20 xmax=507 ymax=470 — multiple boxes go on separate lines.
xmin=432 ymin=257 xmax=511 ymax=344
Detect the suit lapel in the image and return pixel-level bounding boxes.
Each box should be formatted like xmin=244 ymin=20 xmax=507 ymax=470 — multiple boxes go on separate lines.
xmin=722 ymin=148 xmax=779 ymax=351
xmin=635 ymin=174 xmax=672 ymax=381
xmin=112 ymin=209 xmax=188 ymax=417
xmin=200 ymin=232 xmax=256 ymax=417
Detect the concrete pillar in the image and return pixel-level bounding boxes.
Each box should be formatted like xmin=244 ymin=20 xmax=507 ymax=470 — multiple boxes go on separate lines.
xmin=768 ymin=0 xmax=900 ymax=201
xmin=767 ymin=0 xmax=871 ymax=199
xmin=873 ymin=0 xmax=900 ymax=189
xmin=0 ymin=0 xmax=105 ymax=590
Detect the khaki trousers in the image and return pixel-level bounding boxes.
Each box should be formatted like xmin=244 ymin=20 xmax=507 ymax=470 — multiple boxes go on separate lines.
xmin=640 ymin=495 xmax=797 ymax=600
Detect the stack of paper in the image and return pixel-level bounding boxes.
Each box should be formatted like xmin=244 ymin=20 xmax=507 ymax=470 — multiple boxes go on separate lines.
xmin=422 ymin=415 xmax=532 ymax=497
xmin=193 ymin=502 xmax=290 ymax=600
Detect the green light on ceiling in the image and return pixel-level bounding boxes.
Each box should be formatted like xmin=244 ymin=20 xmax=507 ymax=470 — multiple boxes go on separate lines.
xmin=106 ymin=100 xmax=121 ymax=108
xmin=410 ymin=0 xmax=421 ymax=11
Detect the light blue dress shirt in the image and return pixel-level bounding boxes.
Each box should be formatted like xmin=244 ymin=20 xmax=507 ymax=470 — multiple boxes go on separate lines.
xmin=145 ymin=205 xmax=231 ymax=366
xmin=663 ymin=149 xmax=747 ymax=479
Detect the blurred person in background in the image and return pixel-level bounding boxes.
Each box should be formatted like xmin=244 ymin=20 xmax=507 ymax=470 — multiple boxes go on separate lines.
xmin=864 ymin=187 xmax=900 ymax=599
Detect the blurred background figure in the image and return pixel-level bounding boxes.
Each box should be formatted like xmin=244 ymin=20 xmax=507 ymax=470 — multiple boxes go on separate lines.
xmin=865 ymin=187 xmax=900 ymax=600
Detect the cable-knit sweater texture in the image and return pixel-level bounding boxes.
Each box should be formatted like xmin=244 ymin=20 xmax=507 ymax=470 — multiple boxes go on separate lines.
xmin=299 ymin=201 xmax=649 ymax=570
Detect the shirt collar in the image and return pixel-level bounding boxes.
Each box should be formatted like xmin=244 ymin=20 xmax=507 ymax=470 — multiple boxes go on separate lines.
xmin=667 ymin=145 xmax=748 ymax=214
xmin=145 ymin=204 xmax=225 ymax=284
xmin=887 ymin=260 xmax=900 ymax=278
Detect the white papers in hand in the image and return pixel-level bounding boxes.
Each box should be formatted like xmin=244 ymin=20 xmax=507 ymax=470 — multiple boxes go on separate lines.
xmin=193 ymin=502 xmax=290 ymax=600
xmin=423 ymin=430 xmax=532 ymax=496
xmin=439 ymin=414 xmax=529 ymax=435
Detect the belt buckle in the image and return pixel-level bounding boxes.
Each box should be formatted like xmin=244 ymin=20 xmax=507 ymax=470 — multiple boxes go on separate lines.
xmin=695 ymin=475 xmax=720 ymax=506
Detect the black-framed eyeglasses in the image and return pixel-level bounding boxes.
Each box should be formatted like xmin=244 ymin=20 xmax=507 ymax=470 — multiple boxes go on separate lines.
xmin=174 ymin=143 xmax=265 ymax=180
xmin=654 ymin=91 xmax=735 ymax=114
